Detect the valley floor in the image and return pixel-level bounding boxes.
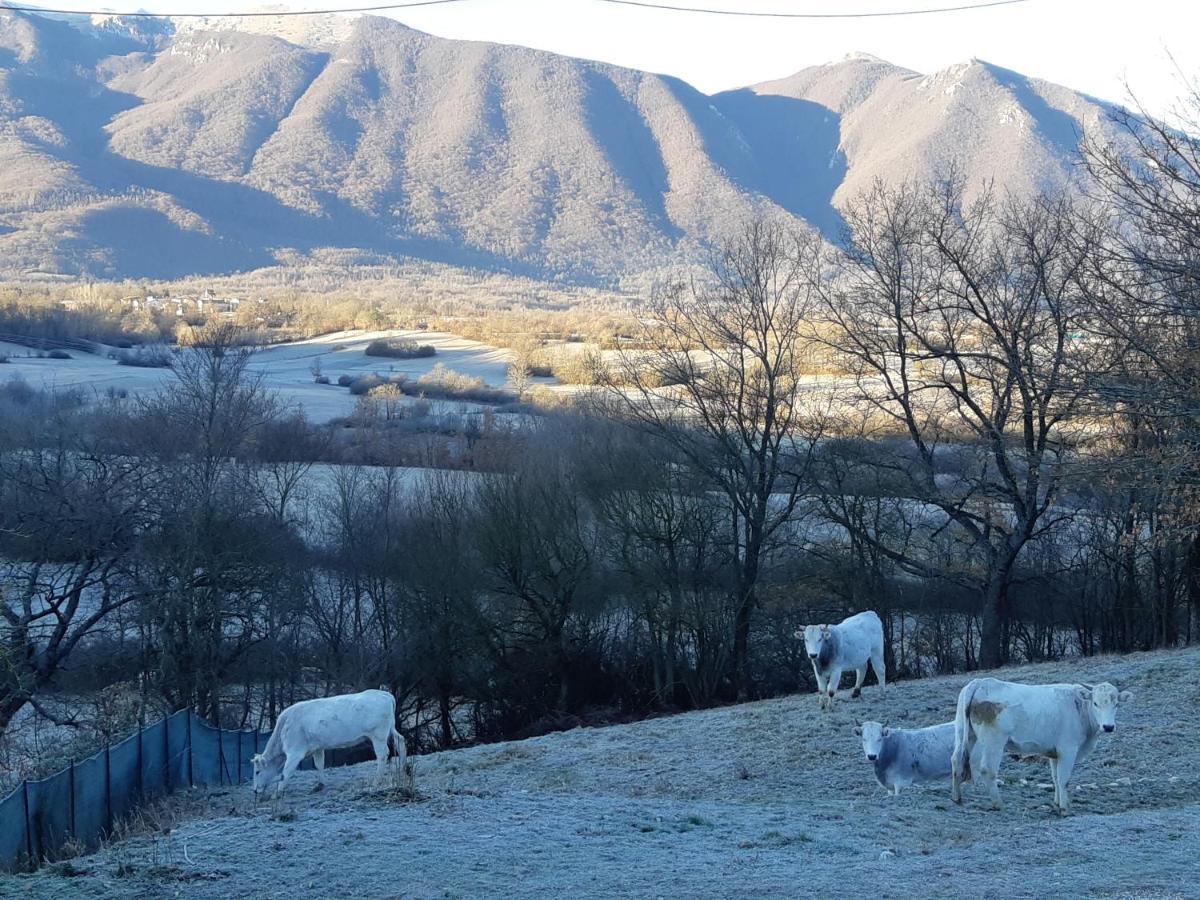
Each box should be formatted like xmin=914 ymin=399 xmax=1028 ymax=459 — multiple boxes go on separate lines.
xmin=5 ymin=649 xmax=1199 ymax=899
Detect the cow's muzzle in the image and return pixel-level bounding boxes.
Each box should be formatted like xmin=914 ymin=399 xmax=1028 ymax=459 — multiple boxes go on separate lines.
xmin=867 ymin=754 xmax=877 ymax=761
xmin=808 ymin=653 xmax=818 ymax=660
xmin=1103 ymin=724 xmax=1115 ymax=733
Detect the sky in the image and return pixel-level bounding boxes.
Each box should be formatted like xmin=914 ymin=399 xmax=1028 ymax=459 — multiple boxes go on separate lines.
xmin=30 ymin=0 xmax=1200 ymax=118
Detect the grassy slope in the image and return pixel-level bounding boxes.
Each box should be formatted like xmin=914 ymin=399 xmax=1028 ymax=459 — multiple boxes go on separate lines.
xmin=8 ymin=647 xmax=1199 ymax=899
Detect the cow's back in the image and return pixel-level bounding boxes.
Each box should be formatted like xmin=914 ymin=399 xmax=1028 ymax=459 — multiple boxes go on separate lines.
xmin=968 ymin=680 xmax=1086 ymax=754
xmin=834 ymin=610 xmax=882 ymax=662
xmin=279 ymin=689 xmax=395 ymax=752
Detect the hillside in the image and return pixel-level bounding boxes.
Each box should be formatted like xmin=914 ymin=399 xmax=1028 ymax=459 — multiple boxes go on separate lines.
xmin=0 ymin=11 xmax=1123 ymax=283
xmin=9 ymin=647 xmax=1199 ymax=898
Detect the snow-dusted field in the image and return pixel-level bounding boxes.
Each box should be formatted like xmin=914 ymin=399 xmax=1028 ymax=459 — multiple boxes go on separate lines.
xmin=7 ymin=648 xmax=1198 ymax=899
xmin=0 ymin=330 xmax=521 ymax=423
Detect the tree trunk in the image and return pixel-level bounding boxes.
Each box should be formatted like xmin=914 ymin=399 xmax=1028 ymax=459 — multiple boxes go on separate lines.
xmin=732 ymin=586 xmax=755 ymax=701
xmin=979 ymin=577 xmax=1005 ymax=670
xmin=0 ymin=693 xmax=28 ymax=736
xmin=439 ymin=687 xmax=453 ymax=749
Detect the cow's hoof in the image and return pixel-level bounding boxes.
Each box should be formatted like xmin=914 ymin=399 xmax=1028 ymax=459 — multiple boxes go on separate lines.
xmin=851 ymin=689 xmax=862 ymax=699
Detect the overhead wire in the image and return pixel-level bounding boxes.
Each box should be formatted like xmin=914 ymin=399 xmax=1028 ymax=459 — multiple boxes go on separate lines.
xmin=0 ymin=0 xmax=471 ymax=17
xmin=0 ymin=0 xmax=1040 ymax=19
xmin=593 ymin=0 xmax=1036 ymax=18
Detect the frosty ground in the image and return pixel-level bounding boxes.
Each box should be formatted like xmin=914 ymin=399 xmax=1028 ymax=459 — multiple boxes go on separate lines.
xmin=7 ymin=649 xmax=1199 ymax=899
xmin=1 ymin=329 xmax=522 ymax=423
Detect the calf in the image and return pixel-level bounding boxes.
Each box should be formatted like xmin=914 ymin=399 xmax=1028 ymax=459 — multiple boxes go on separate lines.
xmin=796 ymin=610 xmax=886 ymax=710
xmin=950 ymin=678 xmax=1132 ymax=814
xmin=252 ymin=688 xmax=410 ymax=799
xmin=856 ymin=720 xmax=957 ymax=795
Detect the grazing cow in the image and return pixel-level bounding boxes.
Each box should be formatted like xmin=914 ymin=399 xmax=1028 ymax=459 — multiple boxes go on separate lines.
xmin=252 ymin=688 xmax=409 ymax=799
xmin=855 ymin=720 xmax=957 ymax=795
xmin=795 ymin=611 xmax=886 ymax=710
xmin=950 ymin=678 xmax=1133 ymax=814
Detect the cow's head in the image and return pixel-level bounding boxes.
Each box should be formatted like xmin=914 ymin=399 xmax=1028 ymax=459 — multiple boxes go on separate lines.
xmin=1076 ymin=682 xmax=1133 ymax=733
xmin=855 ymin=720 xmax=888 ymax=762
xmin=795 ymin=624 xmax=831 ymax=662
xmin=251 ymin=753 xmax=283 ymax=797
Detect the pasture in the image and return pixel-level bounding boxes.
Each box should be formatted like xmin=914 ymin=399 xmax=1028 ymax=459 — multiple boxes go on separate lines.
xmin=0 ymin=330 xmax=522 ymax=422
xmin=7 ymin=647 xmax=1197 ymax=899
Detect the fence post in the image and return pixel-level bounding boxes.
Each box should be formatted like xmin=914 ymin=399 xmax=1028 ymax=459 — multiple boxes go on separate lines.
xmin=68 ymin=761 xmax=76 ymax=840
xmin=104 ymin=743 xmax=112 ymax=835
xmin=137 ymin=726 xmax=144 ymax=802
xmin=164 ymin=712 xmax=171 ymax=791
xmin=237 ymin=731 xmax=242 ymax=783
xmin=21 ymin=780 xmax=32 ymax=868
xmin=186 ymin=712 xmax=194 ymax=788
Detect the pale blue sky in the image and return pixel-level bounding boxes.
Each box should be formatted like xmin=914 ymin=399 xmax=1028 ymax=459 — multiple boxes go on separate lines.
xmin=43 ymin=0 xmax=1200 ymax=117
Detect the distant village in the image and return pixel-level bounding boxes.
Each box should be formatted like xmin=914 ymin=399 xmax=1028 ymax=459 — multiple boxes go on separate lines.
xmin=117 ymin=288 xmax=264 ymax=317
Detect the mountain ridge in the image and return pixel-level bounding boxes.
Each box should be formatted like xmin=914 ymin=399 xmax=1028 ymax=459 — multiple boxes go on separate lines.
xmin=0 ymin=11 xmax=1122 ymax=283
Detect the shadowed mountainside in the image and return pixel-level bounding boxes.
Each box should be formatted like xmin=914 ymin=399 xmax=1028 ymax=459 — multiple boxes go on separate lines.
xmin=0 ymin=13 xmax=1121 ymax=282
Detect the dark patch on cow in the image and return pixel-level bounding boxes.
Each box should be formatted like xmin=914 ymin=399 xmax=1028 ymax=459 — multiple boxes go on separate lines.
xmin=969 ymin=700 xmax=1005 ymax=725
xmin=816 ymin=634 xmax=836 ymax=670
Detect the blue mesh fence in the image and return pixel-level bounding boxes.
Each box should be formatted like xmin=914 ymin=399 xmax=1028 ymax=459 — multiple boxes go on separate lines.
xmin=0 ymin=711 xmax=275 ymax=873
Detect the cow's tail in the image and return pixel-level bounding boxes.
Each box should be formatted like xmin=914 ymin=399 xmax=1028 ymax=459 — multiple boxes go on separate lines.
xmin=384 ymin=692 xmax=412 ymax=785
xmin=951 ymin=679 xmax=981 ymax=803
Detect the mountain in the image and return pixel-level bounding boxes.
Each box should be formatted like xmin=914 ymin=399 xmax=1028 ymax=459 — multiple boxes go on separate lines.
xmin=0 ymin=11 xmax=1121 ymax=283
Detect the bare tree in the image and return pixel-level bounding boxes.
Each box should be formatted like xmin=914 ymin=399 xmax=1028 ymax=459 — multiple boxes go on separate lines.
xmin=603 ymin=220 xmax=825 ymax=698
xmin=816 ymin=180 xmax=1110 ymax=668
xmin=0 ymin=443 xmax=148 ymax=734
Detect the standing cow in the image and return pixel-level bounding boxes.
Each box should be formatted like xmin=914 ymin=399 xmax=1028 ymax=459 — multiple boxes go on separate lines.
xmin=950 ymin=678 xmax=1133 ymax=814
xmin=796 ymin=611 xmax=886 ymax=710
xmin=856 ymin=720 xmax=958 ymax=795
xmin=252 ymin=688 xmax=410 ymax=799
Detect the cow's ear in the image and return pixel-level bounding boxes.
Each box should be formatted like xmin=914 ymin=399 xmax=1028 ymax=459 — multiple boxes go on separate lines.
xmin=1118 ymin=690 xmax=1134 ymax=704
xmin=881 ymin=727 xmax=890 ymax=737
xmin=1075 ymin=687 xmax=1092 ymax=703
xmin=853 ymin=726 xmax=862 ymax=736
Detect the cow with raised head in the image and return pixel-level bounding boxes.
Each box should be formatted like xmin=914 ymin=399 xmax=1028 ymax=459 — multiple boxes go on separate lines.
xmin=252 ymin=688 xmax=411 ymax=799
xmin=950 ymin=678 xmax=1133 ymax=814
xmin=856 ymin=720 xmax=957 ymax=795
xmin=795 ymin=610 xmax=886 ymax=710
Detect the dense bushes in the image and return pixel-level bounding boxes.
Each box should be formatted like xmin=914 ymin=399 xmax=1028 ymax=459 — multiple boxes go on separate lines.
xmin=345 ymin=366 xmax=515 ymax=404
xmin=365 ymin=339 xmax=437 ymax=359
xmin=113 ymin=345 xmax=174 ymax=368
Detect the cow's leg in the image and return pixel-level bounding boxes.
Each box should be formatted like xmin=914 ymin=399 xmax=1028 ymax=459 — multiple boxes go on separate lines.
xmin=977 ymin=738 xmax=1005 ymax=811
xmin=370 ymin=736 xmax=389 ymax=785
xmin=871 ymin=649 xmax=887 ymax=695
xmin=811 ymin=664 xmax=828 ymax=709
xmin=312 ymin=749 xmax=326 ymax=792
xmin=851 ymin=665 xmax=867 ymax=699
xmin=1052 ymin=747 xmax=1078 ymax=816
xmin=826 ymin=668 xmax=843 ymax=709
xmin=276 ymin=751 xmax=303 ymax=798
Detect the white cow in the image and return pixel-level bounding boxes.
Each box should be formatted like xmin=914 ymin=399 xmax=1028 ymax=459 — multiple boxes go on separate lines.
xmin=796 ymin=611 xmax=886 ymax=710
xmin=856 ymin=720 xmax=957 ymax=795
xmin=252 ymin=688 xmax=409 ymax=799
xmin=950 ymin=678 xmax=1133 ymax=814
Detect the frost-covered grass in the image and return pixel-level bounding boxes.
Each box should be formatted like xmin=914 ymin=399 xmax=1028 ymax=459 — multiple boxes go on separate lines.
xmin=9 ymin=647 xmax=1199 ymax=899
xmin=0 ymin=330 xmax=523 ymax=423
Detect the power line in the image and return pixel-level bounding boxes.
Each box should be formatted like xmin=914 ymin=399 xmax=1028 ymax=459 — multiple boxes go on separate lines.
xmin=0 ymin=0 xmax=471 ymax=18
xmin=593 ymin=0 xmax=1036 ymax=18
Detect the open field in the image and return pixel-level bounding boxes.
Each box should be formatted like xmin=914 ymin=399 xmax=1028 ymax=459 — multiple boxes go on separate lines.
xmin=7 ymin=648 xmax=1198 ymax=899
xmin=1 ymin=330 xmax=528 ymax=422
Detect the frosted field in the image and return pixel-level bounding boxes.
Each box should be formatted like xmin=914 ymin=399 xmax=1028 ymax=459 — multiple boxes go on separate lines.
xmin=0 ymin=330 xmax=521 ymax=422
xmin=7 ymin=648 xmax=1198 ymax=899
